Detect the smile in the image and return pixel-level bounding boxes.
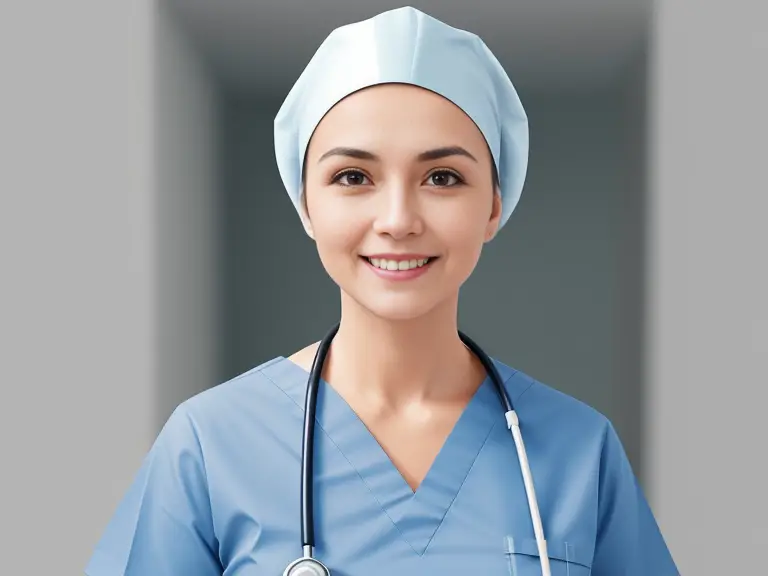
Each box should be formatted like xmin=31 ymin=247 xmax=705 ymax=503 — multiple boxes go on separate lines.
xmin=360 ymin=255 xmax=439 ymax=281
xmin=364 ymin=257 xmax=433 ymax=271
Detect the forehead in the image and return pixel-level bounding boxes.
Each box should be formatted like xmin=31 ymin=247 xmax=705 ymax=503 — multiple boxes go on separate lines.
xmin=306 ymin=83 xmax=490 ymax=158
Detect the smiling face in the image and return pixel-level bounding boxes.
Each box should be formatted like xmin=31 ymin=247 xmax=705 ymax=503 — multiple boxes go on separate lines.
xmin=301 ymin=83 xmax=502 ymax=321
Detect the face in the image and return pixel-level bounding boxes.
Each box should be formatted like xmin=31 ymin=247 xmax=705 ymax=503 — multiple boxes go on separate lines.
xmin=302 ymin=83 xmax=502 ymax=321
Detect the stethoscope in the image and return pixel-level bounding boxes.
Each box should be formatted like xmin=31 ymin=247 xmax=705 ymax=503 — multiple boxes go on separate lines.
xmin=283 ymin=323 xmax=552 ymax=576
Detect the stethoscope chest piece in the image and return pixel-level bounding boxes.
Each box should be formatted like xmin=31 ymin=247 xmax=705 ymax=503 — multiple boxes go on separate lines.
xmin=283 ymin=556 xmax=331 ymax=576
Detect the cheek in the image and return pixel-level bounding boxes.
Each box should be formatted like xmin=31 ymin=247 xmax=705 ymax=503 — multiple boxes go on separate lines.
xmin=432 ymin=203 xmax=489 ymax=249
xmin=449 ymin=232 xmax=485 ymax=274
xmin=429 ymin=214 xmax=488 ymax=281
xmin=309 ymin=206 xmax=367 ymax=265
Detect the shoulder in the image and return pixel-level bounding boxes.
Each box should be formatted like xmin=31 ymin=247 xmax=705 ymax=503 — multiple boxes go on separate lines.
xmin=183 ymin=355 xmax=303 ymax=413
xmin=491 ymin=360 xmax=678 ymax=572
xmin=167 ymin=356 xmax=309 ymax=450
xmin=84 ymin=360 xmax=305 ymax=576
xmin=492 ymin=358 xmax=613 ymax=451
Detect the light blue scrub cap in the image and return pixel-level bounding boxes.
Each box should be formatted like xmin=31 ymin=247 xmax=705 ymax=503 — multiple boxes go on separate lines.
xmin=274 ymin=6 xmax=529 ymax=231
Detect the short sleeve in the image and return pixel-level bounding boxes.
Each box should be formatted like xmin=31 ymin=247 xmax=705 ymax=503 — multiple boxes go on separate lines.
xmin=591 ymin=422 xmax=679 ymax=575
xmin=85 ymin=405 xmax=222 ymax=575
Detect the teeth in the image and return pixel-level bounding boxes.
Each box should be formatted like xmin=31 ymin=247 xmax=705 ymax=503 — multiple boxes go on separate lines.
xmin=368 ymin=257 xmax=431 ymax=271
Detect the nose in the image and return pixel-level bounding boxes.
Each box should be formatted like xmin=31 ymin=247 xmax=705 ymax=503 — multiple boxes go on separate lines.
xmin=372 ymin=183 xmax=424 ymax=239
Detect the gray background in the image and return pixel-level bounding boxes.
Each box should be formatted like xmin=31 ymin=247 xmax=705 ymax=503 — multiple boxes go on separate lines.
xmin=0 ymin=1 xmax=765 ymax=574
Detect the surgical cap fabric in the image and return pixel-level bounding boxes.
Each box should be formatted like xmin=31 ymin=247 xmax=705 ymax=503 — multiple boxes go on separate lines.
xmin=274 ymin=6 xmax=529 ymax=230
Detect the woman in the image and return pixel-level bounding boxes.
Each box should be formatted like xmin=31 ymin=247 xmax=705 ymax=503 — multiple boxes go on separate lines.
xmin=86 ymin=7 xmax=678 ymax=576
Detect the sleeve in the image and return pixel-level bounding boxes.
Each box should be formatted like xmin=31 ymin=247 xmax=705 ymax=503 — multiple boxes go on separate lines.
xmin=591 ymin=421 xmax=680 ymax=576
xmin=85 ymin=404 xmax=222 ymax=576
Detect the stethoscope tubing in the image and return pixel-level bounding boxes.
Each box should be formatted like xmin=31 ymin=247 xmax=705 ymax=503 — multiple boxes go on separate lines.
xmin=300 ymin=323 xmax=339 ymax=550
xmin=292 ymin=322 xmax=551 ymax=576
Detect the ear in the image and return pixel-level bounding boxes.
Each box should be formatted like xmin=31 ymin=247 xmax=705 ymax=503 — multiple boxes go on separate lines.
xmin=484 ymin=191 xmax=503 ymax=242
xmin=299 ymin=192 xmax=315 ymax=239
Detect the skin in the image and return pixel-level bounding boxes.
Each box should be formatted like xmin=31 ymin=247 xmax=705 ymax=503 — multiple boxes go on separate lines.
xmin=288 ymin=83 xmax=503 ymax=491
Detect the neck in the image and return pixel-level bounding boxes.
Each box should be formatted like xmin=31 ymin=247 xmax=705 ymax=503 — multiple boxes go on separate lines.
xmin=325 ymin=291 xmax=482 ymax=408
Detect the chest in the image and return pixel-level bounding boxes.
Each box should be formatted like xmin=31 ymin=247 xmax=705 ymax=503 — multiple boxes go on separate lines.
xmin=206 ymin=415 xmax=598 ymax=576
xmin=356 ymin=403 xmax=466 ymax=491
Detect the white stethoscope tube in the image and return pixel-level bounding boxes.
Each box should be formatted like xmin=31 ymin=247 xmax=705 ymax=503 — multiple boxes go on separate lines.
xmin=506 ymin=410 xmax=551 ymax=576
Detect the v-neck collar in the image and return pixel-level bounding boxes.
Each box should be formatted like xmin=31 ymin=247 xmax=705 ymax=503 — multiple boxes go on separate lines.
xmin=262 ymin=356 xmax=518 ymax=555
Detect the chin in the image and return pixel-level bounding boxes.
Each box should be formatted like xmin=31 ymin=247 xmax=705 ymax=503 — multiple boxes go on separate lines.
xmin=356 ymin=293 xmax=441 ymax=322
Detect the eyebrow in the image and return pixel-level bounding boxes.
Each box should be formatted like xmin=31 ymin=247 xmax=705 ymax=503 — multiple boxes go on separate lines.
xmin=317 ymin=145 xmax=478 ymax=164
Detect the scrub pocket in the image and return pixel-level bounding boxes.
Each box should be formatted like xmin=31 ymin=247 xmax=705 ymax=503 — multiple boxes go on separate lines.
xmin=505 ymin=535 xmax=592 ymax=576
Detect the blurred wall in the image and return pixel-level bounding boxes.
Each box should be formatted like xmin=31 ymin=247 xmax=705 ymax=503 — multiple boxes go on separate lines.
xmin=0 ymin=2 xmax=157 ymax=574
xmin=0 ymin=2 xmax=224 ymax=573
xmin=154 ymin=0 xmax=222 ymax=429
xmin=646 ymin=1 xmax=768 ymax=572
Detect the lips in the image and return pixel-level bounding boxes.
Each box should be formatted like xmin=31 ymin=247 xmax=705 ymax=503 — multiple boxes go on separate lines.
xmin=359 ymin=255 xmax=439 ymax=282
xmin=363 ymin=256 xmax=434 ymax=271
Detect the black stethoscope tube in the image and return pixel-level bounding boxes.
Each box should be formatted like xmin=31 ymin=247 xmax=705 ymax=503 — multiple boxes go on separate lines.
xmin=299 ymin=322 xmax=512 ymax=551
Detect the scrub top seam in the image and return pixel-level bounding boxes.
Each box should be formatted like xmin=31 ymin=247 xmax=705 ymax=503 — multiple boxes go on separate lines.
xmin=227 ymin=357 xmax=282 ymax=386
xmin=258 ymin=367 xmax=421 ymax=555
xmin=256 ymin=366 xmax=306 ymax=413
xmin=510 ymin=376 xmax=537 ymax=404
xmin=422 ymin=417 xmax=501 ymax=555
xmin=180 ymin=405 xmax=221 ymax=552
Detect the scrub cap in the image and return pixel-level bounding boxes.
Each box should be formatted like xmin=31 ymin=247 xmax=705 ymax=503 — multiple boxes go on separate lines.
xmin=274 ymin=6 xmax=529 ymax=231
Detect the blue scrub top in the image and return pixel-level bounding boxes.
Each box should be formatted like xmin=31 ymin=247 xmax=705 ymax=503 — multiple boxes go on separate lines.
xmin=86 ymin=357 xmax=679 ymax=575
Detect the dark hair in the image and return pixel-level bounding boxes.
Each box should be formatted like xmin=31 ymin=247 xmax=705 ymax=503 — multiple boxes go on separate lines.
xmin=490 ymin=161 xmax=500 ymax=190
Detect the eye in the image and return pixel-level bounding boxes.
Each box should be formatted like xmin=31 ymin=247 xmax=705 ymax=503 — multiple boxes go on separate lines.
xmin=332 ymin=169 xmax=371 ymax=187
xmin=426 ymin=170 xmax=463 ymax=187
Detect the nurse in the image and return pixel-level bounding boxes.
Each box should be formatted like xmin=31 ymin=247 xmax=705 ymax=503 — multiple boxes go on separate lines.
xmin=86 ymin=7 xmax=679 ymax=576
